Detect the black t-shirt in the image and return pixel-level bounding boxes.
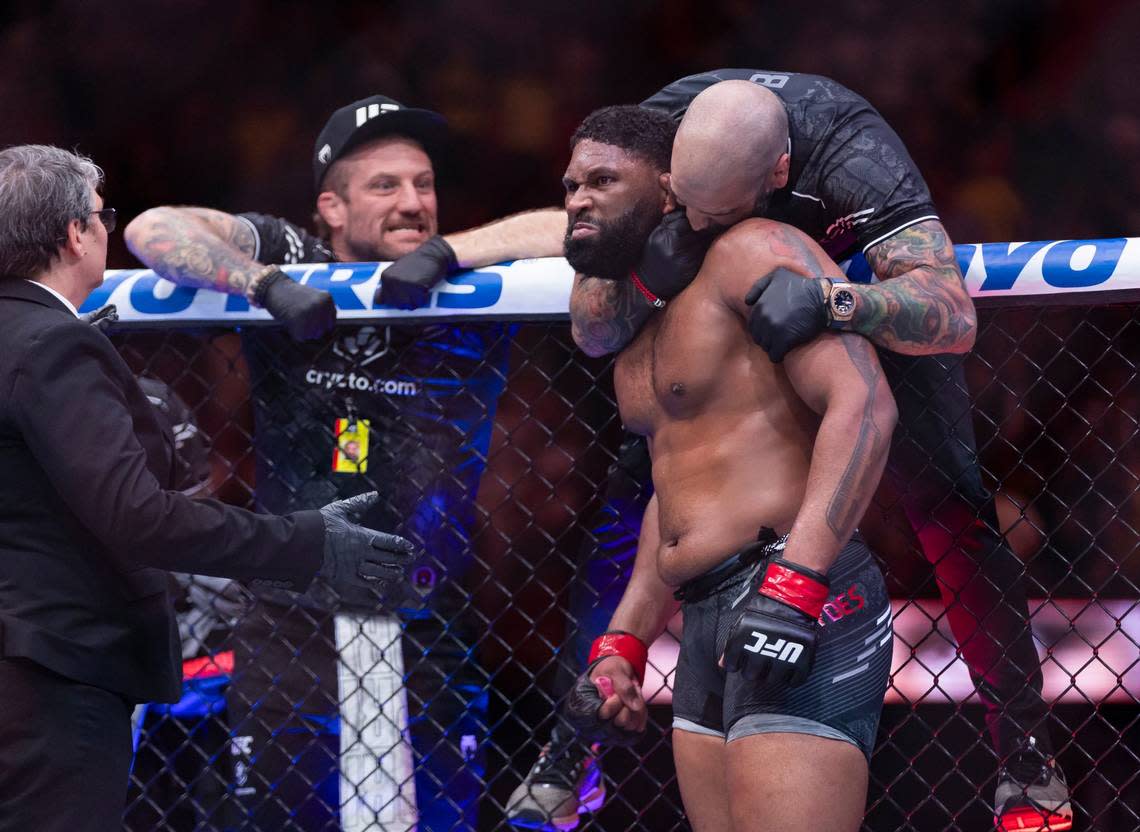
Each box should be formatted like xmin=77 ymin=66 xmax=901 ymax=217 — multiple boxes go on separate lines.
xmin=236 ymin=213 xmax=510 ymax=613
xmin=642 ymin=69 xmax=939 ymax=262
xmin=644 ymin=73 xmax=984 ymax=508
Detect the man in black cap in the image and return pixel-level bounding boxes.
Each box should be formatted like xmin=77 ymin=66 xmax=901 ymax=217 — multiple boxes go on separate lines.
xmin=126 ymin=95 xmax=509 ymax=831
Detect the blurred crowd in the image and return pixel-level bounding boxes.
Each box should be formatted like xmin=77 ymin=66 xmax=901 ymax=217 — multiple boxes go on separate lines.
xmin=3 ymin=0 xmax=1138 ymax=258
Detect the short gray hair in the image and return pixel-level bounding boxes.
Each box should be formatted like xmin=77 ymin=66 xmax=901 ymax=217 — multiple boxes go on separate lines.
xmin=0 ymin=145 xmax=104 ymax=278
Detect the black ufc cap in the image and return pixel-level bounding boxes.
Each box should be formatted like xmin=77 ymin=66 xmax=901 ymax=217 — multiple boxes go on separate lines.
xmin=312 ymin=95 xmax=448 ymax=191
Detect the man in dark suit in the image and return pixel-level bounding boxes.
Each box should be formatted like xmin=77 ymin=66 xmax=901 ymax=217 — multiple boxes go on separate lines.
xmin=0 ymin=144 xmax=416 ymax=832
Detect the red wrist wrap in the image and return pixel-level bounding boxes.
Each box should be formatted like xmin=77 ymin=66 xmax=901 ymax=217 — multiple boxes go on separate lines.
xmin=758 ymin=562 xmax=830 ymax=619
xmin=629 ymin=271 xmax=666 ymax=309
xmin=588 ymin=631 xmax=649 ymax=684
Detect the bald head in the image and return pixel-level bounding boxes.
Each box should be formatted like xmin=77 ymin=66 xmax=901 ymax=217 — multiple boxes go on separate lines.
xmin=671 ymin=80 xmax=791 ymax=230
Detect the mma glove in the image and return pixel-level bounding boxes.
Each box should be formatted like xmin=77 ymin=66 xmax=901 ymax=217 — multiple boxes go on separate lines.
xmin=317 ymin=492 xmax=417 ymax=605
xmin=254 ymin=267 xmax=337 ymax=341
xmin=564 ymin=631 xmax=648 ymax=747
xmin=630 ymin=209 xmax=714 ymax=307
xmin=723 ymin=554 xmax=830 ymax=687
xmin=81 ymin=303 xmax=118 ymax=332
xmin=744 ymin=268 xmax=828 ymax=362
xmin=376 ymin=235 xmax=458 ymax=309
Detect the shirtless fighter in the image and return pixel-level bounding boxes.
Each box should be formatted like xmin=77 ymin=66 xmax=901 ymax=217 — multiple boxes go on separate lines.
xmin=557 ymin=106 xmax=898 ymax=831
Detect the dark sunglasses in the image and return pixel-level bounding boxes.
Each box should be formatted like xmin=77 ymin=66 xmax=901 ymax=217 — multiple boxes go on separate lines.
xmin=90 ymin=207 xmax=117 ymax=233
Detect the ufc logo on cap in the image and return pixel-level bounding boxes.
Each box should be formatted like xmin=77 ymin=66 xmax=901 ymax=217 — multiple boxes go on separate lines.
xmin=743 ymin=632 xmax=804 ymax=663
xmin=355 ymin=102 xmax=400 ymax=126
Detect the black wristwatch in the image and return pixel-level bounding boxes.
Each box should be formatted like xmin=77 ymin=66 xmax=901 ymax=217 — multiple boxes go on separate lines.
xmin=822 ymin=279 xmax=857 ymax=329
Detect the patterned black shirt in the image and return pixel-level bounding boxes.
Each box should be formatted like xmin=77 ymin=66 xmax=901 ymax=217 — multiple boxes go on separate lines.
xmin=642 ymin=69 xmax=939 ymax=262
xmin=235 ymin=213 xmax=510 ymax=613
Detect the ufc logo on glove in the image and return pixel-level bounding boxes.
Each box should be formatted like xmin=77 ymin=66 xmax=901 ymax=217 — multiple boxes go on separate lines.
xmin=742 ymin=632 xmax=805 ymax=663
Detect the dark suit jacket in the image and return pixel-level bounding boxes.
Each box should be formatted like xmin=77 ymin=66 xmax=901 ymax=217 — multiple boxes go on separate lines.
xmin=0 ymin=278 xmax=324 ymax=702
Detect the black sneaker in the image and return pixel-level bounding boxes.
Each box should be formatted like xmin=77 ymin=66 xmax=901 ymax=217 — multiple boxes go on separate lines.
xmin=506 ymin=743 xmax=605 ymax=831
xmin=994 ymin=737 xmax=1073 ymax=831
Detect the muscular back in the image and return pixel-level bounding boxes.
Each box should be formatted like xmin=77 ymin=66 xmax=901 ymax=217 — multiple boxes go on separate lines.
xmin=614 ymin=220 xmax=873 ymax=584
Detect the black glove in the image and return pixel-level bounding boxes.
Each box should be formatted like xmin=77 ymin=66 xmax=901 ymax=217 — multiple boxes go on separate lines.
xmin=722 ymin=555 xmax=830 ymax=687
xmin=632 ymin=210 xmax=713 ymax=305
xmin=563 ymin=665 xmax=642 ymax=747
xmin=376 ymin=235 xmax=458 ymax=309
xmin=81 ymin=303 xmax=118 ymax=332
xmin=744 ymin=268 xmax=828 ymax=362
xmin=317 ymin=493 xmax=417 ymax=603
xmin=256 ymin=268 xmax=337 ymax=341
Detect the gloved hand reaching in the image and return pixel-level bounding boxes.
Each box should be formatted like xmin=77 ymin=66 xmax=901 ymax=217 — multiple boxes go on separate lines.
xmin=317 ymin=492 xmax=416 ymax=601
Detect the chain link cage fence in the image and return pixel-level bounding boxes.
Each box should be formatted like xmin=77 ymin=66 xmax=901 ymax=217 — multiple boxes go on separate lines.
xmin=107 ymin=268 xmax=1139 ymax=831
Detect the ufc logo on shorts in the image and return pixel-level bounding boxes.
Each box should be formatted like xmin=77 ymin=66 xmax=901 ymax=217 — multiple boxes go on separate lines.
xmin=743 ymin=632 xmax=804 ymax=663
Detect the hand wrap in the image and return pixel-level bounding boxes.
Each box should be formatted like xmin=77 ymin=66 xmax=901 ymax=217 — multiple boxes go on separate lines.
xmin=587 ymin=630 xmax=648 ymax=684
xmin=564 ymin=675 xmax=641 ymax=747
xmin=562 ymin=630 xmax=648 ymax=746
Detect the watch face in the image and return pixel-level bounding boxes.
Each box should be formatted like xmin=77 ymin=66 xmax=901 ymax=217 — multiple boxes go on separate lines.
xmin=832 ymin=287 xmax=856 ymax=318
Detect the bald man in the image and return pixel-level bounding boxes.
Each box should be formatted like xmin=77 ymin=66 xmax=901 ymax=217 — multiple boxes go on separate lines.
xmin=668 ymin=80 xmax=790 ymax=226
xmin=642 ymin=73 xmax=1067 ymax=832
xmin=383 ymin=71 xmax=1069 ymax=832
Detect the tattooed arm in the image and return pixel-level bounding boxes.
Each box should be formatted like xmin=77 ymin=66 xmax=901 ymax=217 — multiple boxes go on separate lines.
xmin=126 ymin=206 xmax=336 ymax=340
xmin=124 ymin=206 xmax=263 ymax=296
xmin=853 ymin=219 xmax=977 ymax=354
xmin=570 ymin=274 xmax=655 ymax=357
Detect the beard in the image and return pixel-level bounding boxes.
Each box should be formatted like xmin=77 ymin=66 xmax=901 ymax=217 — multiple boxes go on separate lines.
xmin=344 ymin=238 xmax=392 ymax=262
xmin=563 ymin=201 xmax=663 ymax=281
xmin=343 ymin=231 xmax=412 ymax=264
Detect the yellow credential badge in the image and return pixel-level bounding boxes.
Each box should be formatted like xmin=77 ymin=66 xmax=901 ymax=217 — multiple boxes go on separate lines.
xmin=332 ymin=418 xmax=370 ymax=473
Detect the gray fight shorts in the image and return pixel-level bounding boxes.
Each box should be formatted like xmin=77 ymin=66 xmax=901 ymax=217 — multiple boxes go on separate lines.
xmin=671 ymin=534 xmax=892 ymax=760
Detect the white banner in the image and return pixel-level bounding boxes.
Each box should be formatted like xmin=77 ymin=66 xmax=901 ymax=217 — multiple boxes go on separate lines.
xmin=79 ymin=257 xmax=575 ymax=326
xmin=81 ymin=236 xmax=1140 ymax=326
xmin=958 ymin=236 xmax=1140 ymax=306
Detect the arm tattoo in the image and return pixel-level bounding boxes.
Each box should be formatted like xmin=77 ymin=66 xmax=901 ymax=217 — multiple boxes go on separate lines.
xmin=825 ymin=335 xmax=889 ymax=540
xmin=860 ymin=220 xmax=977 ymax=354
xmin=570 ymin=276 xmax=653 ymax=357
xmin=767 ymin=224 xmax=828 ymax=278
xmin=129 ymin=208 xmax=263 ymax=296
